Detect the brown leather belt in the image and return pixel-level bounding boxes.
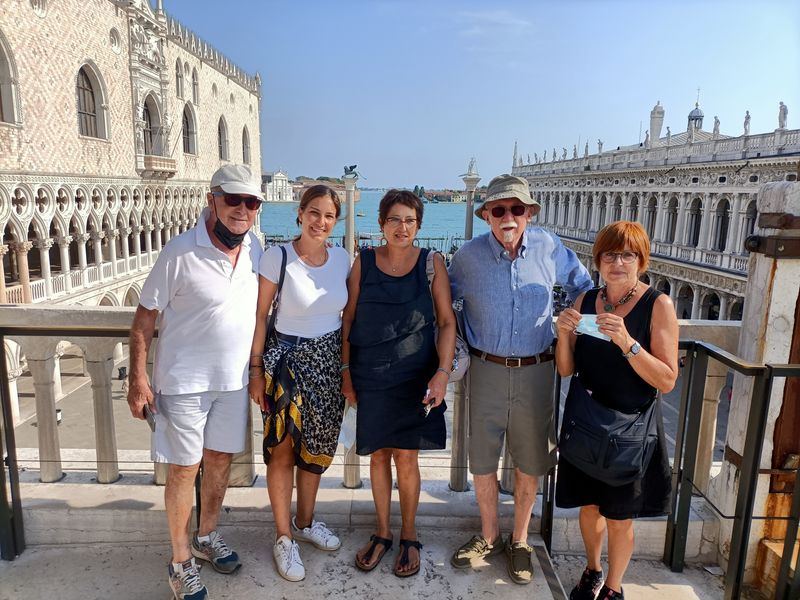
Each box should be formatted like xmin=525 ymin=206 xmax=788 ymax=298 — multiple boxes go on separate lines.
xmin=469 ymin=347 xmax=554 ymax=368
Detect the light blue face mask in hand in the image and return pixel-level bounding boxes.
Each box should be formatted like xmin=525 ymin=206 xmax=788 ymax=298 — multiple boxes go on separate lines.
xmin=573 ymin=314 xmax=612 ymax=342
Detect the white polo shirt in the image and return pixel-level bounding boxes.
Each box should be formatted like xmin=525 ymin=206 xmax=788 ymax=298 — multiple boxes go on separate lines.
xmin=140 ymin=208 xmax=263 ymax=395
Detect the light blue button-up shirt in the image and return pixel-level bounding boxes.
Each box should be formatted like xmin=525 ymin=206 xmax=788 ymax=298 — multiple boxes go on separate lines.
xmin=449 ymin=227 xmax=593 ymax=357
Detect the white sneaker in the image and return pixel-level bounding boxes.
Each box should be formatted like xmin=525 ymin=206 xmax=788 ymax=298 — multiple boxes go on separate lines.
xmin=273 ymin=535 xmax=305 ymax=582
xmin=291 ymin=516 xmax=342 ymax=551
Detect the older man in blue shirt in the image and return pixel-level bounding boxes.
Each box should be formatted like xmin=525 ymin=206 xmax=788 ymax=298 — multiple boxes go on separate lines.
xmin=449 ymin=174 xmax=592 ymax=584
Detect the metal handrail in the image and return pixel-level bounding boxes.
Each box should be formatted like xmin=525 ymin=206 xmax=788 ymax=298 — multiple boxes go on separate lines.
xmin=663 ymin=339 xmax=800 ymax=600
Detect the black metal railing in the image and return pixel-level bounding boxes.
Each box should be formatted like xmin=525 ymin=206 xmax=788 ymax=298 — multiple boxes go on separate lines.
xmin=663 ymin=340 xmax=800 ymax=600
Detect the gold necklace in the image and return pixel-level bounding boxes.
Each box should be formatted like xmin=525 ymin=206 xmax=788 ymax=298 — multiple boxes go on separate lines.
xmin=600 ymin=282 xmax=638 ymax=312
xmin=295 ymin=242 xmax=327 ymax=267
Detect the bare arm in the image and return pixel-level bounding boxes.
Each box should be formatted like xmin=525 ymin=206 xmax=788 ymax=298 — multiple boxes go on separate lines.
xmin=340 ymin=256 xmax=362 ymax=406
xmin=554 ymin=294 xmax=585 ymax=377
xmin=127 ymin=305 xmax=158 ymax=419
xmin=426 ymin=253 xmax=456 ymax=407
xmin=248 ymin=274 xmax=278 ymax=412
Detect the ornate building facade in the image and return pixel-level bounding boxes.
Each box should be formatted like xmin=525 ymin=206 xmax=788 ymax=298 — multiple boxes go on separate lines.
xmin=0 ymin=0 xmax=262 ymax=307
xmin=512 ymin=102 xmax=800 ymax=320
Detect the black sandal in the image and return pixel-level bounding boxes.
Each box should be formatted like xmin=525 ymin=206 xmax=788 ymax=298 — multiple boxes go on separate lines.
xmin=355 ymin=534 xmax=393 ymax=572
xmin=394 ymin=539 xmax=423 ymax=577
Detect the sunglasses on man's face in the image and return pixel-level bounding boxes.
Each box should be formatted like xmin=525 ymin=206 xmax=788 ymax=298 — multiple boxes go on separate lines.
xmin=212 ymin=192 xmax=261 ymax=211
xmin=489 ymin=205 xmax=527 ymax=218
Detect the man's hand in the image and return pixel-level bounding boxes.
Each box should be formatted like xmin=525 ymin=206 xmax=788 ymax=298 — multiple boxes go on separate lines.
xmin=127 ymin=377 xmax=154 ymax=420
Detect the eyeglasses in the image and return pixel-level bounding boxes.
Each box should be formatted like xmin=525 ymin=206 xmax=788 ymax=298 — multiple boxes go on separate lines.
xmin=489 ymin=205 xmax=526 ymax=218
xmin=212 ymin=192 xmax=261 ymax=211
xmin=384 ymin=216 xmax=418 ymax=227
xmin=600 ymin=251 xmax=639 ymax=264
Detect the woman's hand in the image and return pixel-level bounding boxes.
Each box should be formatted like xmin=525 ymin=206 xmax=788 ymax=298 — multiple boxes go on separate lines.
xmin=596 ymin=312 xmax=634 ymax=351
xmin=424 ymin=369 xmax=449 ymax=409
xmin=555 ymin=307 xmax=582 ymax=337
xmin=341 ymin=369 xmax=358 ymax=406
xmin=248 ymin=373 xmax=267 ymax=413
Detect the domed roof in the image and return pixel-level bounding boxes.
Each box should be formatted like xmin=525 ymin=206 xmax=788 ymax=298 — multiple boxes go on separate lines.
xmin=688 ymin=102 xmax=704 ymax=118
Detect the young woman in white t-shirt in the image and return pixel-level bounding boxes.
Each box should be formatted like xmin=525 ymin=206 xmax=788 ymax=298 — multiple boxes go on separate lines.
xmin=248 ymin=185 xmax=350 ymax=582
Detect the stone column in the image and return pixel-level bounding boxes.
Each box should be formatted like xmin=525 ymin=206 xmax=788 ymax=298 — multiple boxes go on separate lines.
xmin=11 ymin=241 xmax=33 ymax=304
xmin=699 ymin=193 xmax=713 ymax=249
xmin=719 ymin=294 xmax=729 ymax=320
xmin=107 ymin=231 xmax=119 ymax=278
xmin=707 ymin=182 xmax=800 ymax=594
xmin=57 ymin=236 xmax=72 ymax=293
xmin=675 ymin=193 xmax=689 ymax=246
xmin=164 ymin=224 xmax=172 ymax=244
xmin=462 ymin=172 xmax=481 ymax=241
xmin=154 ymin=226 xmax=163 ymax=252
xmin=120 ymin=227 xmax=131 ymax=271
xmin=35 ymin=239 xmax=54 ymax=298
xmin=76 ymin=233 xmax=90 ymax=286
xmin=0 ymin=244 xmax=7 ymax=304
xmin=91 ymin=232 xmax=105 ymax=282
xmin=654 ymin=192 xmax=667 ymax=241
xmin=144 ymin=225 xmax=154 ymax=263
xmin=343 ymin=176 xmax=357 ymax=259
xmin=621 ymin=192 xmax=629 ymax=221
xmin=727 ymin=194 xmax=744 ymax=254
xmin=22 ymin=340 xmax=64 ymax=482
xmin=80 ymin=339 xmax=121 ymax=484
xmin=133 ymin=227 xmax=143 ymax=270
xmin=691 ymin=286 xmax=702 ymax=319
xmin=668 ymin=278 xmax=678 ymax=304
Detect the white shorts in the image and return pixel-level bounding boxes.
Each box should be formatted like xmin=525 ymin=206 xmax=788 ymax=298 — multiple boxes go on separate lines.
xmin=152 ymin=388 xmax=249 ymax=466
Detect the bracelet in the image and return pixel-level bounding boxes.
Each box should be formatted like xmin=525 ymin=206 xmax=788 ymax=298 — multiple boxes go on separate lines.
xmin=248 ymin=373 xmax=263 ymax=379
xmin=339 ymin=363 xmax=350 ymax=373
xmin=436 ymin=367 xmax=450 ymax=376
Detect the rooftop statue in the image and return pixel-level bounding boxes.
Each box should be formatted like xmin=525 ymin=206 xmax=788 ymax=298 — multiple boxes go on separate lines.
xmin=573 ymin=145 xmax=578 ymax=159
xmin=534 ymin=152 xmax=539 ymax=163
xmin=779 ymin=102 xmax=788 ymax=129
xmin=666 ymin=126 xmax=671 ymax=145
xmin=744 ymin=110 xmax=751 ymax=135
xmin=597 ymin=139 xmax=603 ymax=153
xmin=584 ymin=141 xmax=589 ymax=157
xmin=467 ymin=157 xmax=476 ymax=175
xmin=562 ymin=148 xmax=567 ymax=160
xmin=644 ymin=130 xmax=650 ymax=147
xmin=713 ymin=116 xmax=720 ymax=136
xmin=552 ymin=148 xmax=557 ymax=161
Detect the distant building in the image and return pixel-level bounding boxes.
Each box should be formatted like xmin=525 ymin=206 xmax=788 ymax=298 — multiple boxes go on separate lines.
xmin=262 ymin=171 xmax=292 ymax=202
xmin=1 ymin=0 xmax=263 ymax=306
xmin=513 ymin=101 xmax=800 ymax=320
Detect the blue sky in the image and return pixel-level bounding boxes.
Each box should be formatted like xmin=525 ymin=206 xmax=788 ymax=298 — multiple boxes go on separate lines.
xmin=162 ymin=0 xmax=800 ymax=189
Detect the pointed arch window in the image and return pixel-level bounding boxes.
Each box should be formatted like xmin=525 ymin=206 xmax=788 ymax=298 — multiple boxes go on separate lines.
xmin=0 ymin=32 xmax=20 ymax=124
xmin=76 ymin=67 xmax=98 ymax=137
xmin=191 ymin=68 xmax=199 ymax=104
xmin=182 ymin=104 xmax=196 ymax=154
xmin=175 ymin=59 xmax=184 ymax=98
xmin=142 ymin=95 xmax=164 ymax=156
xmin=242 ymin=127 xmax=251 ymax=164
xmin=218 ymin=117 xmax=229 ymax=160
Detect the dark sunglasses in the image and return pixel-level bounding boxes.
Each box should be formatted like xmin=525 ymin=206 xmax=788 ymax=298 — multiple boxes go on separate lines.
xmin=212 ymin=192 xmax=261 ymax=211
xmin=490 ymin=205 xmax=526 ymax=218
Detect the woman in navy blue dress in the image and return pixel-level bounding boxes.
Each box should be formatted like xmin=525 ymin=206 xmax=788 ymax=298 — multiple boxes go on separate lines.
xmin=341 ymin=190 xmax=456 ymax=577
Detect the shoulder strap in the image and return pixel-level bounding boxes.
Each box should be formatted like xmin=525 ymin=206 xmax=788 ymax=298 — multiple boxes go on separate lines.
xmin=265 ymin=246 xmax=287 ymax=339
xmin=425 ymin=248 xmax=436 ymax=288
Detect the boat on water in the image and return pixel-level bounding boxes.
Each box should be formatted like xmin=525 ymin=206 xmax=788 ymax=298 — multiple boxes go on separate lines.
xmin=356 ymin=211 xmax=365 ymax=217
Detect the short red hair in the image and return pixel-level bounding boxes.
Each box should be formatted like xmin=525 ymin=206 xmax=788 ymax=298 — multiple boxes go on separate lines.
xmin=593 ymin=221 xmax=650 ymax=272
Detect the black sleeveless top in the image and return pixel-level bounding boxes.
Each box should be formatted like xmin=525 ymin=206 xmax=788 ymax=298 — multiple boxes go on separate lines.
xmin=575 ymin=287 xmax=661 ymax=413
xmin=348 ymin=248 xmax=437 ymax=390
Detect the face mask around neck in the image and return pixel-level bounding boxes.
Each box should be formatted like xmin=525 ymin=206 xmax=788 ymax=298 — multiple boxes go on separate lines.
xmin=211 ymin=201 xmax=247 ymax=249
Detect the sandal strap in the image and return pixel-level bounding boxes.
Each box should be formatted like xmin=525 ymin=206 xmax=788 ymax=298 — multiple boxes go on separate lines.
xmin=362 ymin=534 xmax=393 ymax=562
xmin=397 ymin=539 xmax=422 ymax=566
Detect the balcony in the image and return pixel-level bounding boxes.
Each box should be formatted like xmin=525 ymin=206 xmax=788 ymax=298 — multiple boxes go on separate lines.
xmin=2 ymin=305 xmax=793 ymax=598
xmin=137 ymin=154 xmax=177 ymax=179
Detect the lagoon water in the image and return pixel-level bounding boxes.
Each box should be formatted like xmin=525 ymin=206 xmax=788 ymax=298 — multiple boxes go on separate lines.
xmin=259 ymin=190 xmax=489 ymax=248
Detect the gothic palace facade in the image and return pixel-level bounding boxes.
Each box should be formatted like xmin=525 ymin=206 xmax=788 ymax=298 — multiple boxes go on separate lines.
xmin=513 ymin=102 xmax=800 ymax=320
xmin=0 ymin=0 xmax=262 ymax=307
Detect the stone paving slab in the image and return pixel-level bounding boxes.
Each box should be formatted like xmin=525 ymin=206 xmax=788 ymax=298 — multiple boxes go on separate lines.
xmin=0 ymin=527 xmax=565 ymax=600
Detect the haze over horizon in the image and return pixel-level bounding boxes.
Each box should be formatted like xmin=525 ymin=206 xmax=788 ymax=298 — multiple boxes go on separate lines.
xmin=162 ymin=0 xmax=800 ymax=189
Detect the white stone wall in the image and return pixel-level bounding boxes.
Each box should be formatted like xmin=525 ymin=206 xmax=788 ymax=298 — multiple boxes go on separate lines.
xmin=0 ymin=0 xmax=263 ymax=305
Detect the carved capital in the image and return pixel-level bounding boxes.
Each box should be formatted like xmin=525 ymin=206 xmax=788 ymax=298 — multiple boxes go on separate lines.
xmin=11 ymin=241 xmax=34 ymax=254
xmin=34 ymin=238 xmax=54 ymax=251
xmin=75 ymin=233 xmax=91 ymax=243
xmin=91 ymin=231 xmax=106 ymax=242
xmin=0 ymin=244 xmax=8 ymax=256
xmin=106 ymin=230 xmax=119 ymax=240
xmin=57 ymin=235 xmax=73 ymax=248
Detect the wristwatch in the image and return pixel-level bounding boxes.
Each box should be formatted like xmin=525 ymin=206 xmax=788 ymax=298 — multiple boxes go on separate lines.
xmin=623 ymin=341 xmax=641 ymax=359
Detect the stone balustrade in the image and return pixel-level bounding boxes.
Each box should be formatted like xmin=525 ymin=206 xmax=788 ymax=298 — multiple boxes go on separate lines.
xmin=0 ymin=305 xmax=737 ymax=501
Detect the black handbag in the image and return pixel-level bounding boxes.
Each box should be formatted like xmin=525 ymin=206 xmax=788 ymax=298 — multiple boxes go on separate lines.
xmin=264 ymin=246 xmax=287 ymax=347
xmin=558 ymin=376 xmax=658 ymax=487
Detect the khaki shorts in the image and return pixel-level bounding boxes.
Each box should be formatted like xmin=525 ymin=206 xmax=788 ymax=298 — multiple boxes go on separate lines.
xmin=467 ymin=357 xmax=557 ymax=477
xmin=152 ymin=388 xmax=249 ymax=466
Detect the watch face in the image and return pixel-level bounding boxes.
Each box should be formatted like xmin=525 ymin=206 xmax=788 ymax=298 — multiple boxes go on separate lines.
xmin=631 ymin=342 xmax=641 ymax=354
